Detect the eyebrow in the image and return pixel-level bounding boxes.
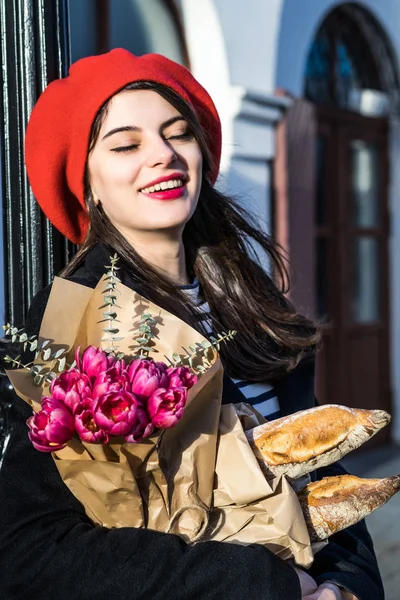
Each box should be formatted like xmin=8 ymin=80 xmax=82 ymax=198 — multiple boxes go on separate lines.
xmin=101 ymin=116 xmax=187 ymax=141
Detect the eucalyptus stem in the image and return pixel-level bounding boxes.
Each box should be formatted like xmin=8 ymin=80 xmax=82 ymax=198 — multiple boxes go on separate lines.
xmin=98 ymin=254 xmax=124 ymax=356
xmin=131 ymin=312 xmax=158 ymax=359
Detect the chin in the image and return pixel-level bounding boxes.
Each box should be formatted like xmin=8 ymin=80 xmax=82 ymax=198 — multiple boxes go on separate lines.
xmin=148 ymin=214 xmax=191 ymax=231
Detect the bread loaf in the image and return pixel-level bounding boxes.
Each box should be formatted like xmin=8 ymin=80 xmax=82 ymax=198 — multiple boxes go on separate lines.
xmin=297 ymin=473 xmax=400 ymax=541
xmin=245 ymin=405 xmax=390 ymax=480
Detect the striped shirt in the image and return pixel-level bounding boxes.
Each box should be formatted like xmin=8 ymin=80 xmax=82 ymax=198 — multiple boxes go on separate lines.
xmin=181 ymin=280 xmax=281 ymax=421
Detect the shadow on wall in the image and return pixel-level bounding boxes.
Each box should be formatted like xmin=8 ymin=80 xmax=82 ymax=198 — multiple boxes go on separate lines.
xmin=69 ymin=0 xmax=185 ymax=64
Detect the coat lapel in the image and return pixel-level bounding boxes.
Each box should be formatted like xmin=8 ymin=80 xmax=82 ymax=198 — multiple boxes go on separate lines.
xmin=221 ymin=373 xmax=247 ymax=405
xmin=273 ymin=357 xmax=316 ymax=416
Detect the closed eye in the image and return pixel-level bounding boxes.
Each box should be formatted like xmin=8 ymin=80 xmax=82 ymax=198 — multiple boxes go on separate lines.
xmin=166 ymin=132 xmax=194 ymax=141
xmin=110 ymin=144 xmax=139 ymax=153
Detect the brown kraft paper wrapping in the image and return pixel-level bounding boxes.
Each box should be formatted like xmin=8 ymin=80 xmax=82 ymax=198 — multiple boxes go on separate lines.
xmin=7 ymin=275 xmax=315 ymax=566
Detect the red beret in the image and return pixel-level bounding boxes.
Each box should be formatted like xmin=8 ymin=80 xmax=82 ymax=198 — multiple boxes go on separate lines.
xmin=25 ymin=48 xmax=222 ymax=244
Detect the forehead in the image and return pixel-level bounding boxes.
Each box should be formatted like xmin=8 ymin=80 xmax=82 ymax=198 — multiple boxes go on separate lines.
xmin=101 ymin=89 xmax=181 ymax=131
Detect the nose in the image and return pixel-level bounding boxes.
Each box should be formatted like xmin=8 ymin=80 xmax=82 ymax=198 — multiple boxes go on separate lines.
xmin=144 ymin=135 xmax=177 ymax=168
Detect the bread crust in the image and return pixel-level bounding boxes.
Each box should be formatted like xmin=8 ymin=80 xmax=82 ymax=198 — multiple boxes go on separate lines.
xmin=245 ymin=405 xmax=390 ymax=480
xmin=297 ymin=474 xmax=400 ymax=541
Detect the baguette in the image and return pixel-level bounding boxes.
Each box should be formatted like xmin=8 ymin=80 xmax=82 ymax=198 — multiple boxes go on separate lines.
xmin=245 ymin=405 xmax=390 ymax=480
xmin=297 ymin=473 xmax=400 ymax=541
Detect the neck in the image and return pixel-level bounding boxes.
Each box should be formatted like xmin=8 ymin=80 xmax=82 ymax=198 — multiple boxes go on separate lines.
xmin=122 ymin=229 xmax=190 ymax=285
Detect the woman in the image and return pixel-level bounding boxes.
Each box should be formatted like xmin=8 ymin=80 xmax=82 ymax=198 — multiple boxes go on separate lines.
xmin=0 ymin=49 xmax=383 ymax=600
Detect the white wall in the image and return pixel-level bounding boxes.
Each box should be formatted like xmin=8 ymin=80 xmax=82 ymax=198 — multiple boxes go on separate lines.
xmin=180 ymin=0 xmax=288 ymax=236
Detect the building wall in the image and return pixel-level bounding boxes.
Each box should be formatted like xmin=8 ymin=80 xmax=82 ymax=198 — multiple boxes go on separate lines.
xmin=179 ymin=0 xmax=288 ymax=250
xmin=276 ymin=0 xmax=400 ymax=96
xmin=275 ymin=0 xmax=400 ymax=443
xmin=181 ymin=0 xmax=400 ymax=442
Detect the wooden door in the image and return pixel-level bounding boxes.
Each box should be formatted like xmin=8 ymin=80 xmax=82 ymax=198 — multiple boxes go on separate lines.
xmin=314 ymin=107 xmax=391 ymax=444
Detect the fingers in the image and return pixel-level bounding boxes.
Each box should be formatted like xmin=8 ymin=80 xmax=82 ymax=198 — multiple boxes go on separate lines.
xmin=294 ymin=567 xmax=318 ymax=596
xmin=302 ymin=582 xmax=343 ymax=599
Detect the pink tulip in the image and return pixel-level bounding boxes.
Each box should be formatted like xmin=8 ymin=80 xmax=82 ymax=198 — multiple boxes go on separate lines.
xmin=167 ymin=366 xmax=198 ymax=390
xmin=148 ymin=387 xmax=187 ymax=429
xmin=124 ymin=405 xmax=154 ymax=443
xmin=50 ymin=369 xmax=92 ymax=412
xmin=92 ymin=362 xmax=129 ymax=400
xmin=75 ymin=405 xmax=110 ymax=444
xmin=94 ymin=390 xmax=142 ymax=436
xmin=127 ymin=359 xmax=169 ymax=399
xmin=75 ymin=345 xmax=115 ymax=382
xmin=27 ymin=397 xmax=75 ymax=452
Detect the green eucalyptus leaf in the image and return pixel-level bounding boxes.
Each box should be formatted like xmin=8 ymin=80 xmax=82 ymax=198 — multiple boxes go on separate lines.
xmin=139 ymin=325 xmax=151 ymax=333
xmin=201 ymin=341 xmax=212 ymax=348
xmin=33 ymin=374 xmax=44 ymax=386
xmin=57 ymin=357 xmax=66 ymax=371
xmin=43 ymin=348 xmax=52 ymax=361
xmin=140 ymin=312 xmax=153 ymax=321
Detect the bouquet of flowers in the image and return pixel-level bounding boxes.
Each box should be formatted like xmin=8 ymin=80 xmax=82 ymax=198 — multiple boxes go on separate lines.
xmin=5 ymin=255 xmax=315 ymax=564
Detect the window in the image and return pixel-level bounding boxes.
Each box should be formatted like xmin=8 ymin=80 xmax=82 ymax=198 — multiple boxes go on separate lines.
xmin=305 ymin=7 xmax=383 ymax=110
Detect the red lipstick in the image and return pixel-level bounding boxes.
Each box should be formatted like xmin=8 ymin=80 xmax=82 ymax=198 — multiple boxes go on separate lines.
xmin=139 ymin=171 xmax=187 ymax=201
xmin=140 ymin=186 xmax=186 ymax=201
xmin=140 ymin=172 xmax=187 ymax=189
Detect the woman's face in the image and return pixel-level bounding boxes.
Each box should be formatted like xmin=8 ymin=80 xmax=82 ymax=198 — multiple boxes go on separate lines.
xmin=87 ymin=89 xmax=203 ymax=238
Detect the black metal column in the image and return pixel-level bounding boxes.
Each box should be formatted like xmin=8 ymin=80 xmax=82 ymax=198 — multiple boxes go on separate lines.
xmin=0 ymin=0 xmax=75 ymax=328
xmin=0 ymin=0 xmax=75 ymax=465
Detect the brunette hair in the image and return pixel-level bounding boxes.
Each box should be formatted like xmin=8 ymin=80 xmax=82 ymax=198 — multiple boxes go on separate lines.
xmin=61 ymin=81 xmax=319 ymax=381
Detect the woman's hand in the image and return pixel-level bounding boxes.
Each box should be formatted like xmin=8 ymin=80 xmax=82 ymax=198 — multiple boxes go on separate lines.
xmin=294 ymin=568 xmax=318 ymax=596
xmin=302 ymin=581 xmax=355 ymax=599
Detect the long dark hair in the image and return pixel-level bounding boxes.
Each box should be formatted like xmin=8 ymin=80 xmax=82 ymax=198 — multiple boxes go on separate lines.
xmin=61 ymin=81 xmax=319 ymax=381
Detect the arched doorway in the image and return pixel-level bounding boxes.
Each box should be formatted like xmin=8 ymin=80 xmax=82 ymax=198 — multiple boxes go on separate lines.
xmin=304 ymin=4 xmax=399 ymax=443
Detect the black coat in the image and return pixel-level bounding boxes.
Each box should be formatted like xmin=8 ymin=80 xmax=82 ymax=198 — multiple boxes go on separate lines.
xmin=0 ymin=243 xmax=384 ymax=600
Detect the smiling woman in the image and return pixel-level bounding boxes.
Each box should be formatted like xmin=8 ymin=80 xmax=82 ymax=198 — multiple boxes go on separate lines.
xmin=0 ymin=48 xmax=383 ymax=600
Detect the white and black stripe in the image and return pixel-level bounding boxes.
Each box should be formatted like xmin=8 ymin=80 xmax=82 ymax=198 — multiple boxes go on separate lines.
xmin=181 ymin=280 xmax=281 ymax=421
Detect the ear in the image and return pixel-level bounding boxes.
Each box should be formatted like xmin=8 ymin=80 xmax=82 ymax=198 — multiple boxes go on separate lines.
xmin=91 ymin=190 xmax=100 ymax=206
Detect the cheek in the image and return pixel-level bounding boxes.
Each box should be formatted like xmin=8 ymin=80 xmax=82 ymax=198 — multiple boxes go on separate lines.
xmin=89 ymin=157 xmax=140 ymax=195
xmin=188 ymin=148 xmax=203 ymax=189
